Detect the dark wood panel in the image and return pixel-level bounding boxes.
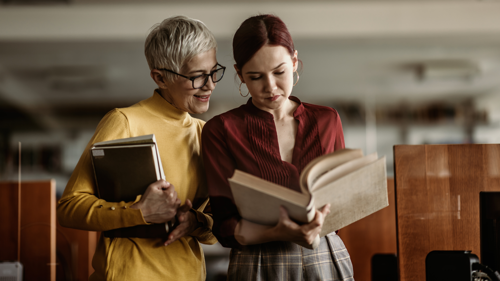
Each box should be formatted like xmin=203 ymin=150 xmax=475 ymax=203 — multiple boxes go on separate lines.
xmin=339 ymin=179 xmax=397 ymax=281
xmin=1 ymin=181 xmax=99 ymax=281
xmin=0 ymin=182 xmax=20 ymax=261
xmin=56 ymin=223 xmax=99 ymax=281
xmin=394 ymin=144 xmax=500 ymax=281
xmin=0 ymin=180 xmax=56 ymax=281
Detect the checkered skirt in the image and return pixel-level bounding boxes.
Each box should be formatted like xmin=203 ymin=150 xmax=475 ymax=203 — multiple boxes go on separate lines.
xmin=226 ymin=232 xmax=354 ymax=281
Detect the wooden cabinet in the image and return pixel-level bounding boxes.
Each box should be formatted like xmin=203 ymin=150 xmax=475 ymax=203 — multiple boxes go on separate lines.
xmin=394 ymin=144 xmax=500 ymax=281
xmin=0 ymin=180 xmax=99 ymax=281
xmin=0 ymin=180 xmax=56 ymax=281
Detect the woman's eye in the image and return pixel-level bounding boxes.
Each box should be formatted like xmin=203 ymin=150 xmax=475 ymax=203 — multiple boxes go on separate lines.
xmin=250 ymin=76 xmax=261 ymax=80
xmin=191 ymin=74 xmax=204 ymax=80
xmin=275 ymin=71 xmax=285 ymax=75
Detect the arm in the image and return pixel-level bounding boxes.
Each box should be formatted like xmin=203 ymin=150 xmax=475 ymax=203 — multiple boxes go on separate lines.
xmin=57 ymin=110 xmax=179 ymax=231
xmin=235 ymin=205 xmax=330 ymax=248
xmin=202 ymin=116 xmax=244 ymax=248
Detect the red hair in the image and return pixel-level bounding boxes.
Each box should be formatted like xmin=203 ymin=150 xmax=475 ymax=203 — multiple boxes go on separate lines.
xmin=233 ymin=14 xmax=295 ymax=70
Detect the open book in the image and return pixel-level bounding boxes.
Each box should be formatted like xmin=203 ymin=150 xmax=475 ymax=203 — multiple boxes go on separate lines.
xmin=90 ymin=134 xmax=165 ymax=202
xmin=228 ymin=148 xmax=388 ymax=249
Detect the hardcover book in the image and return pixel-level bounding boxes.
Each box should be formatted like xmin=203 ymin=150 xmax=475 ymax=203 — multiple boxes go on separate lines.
xmin=228 ymin=148 xmax=388 ymax=248
xmin=90 ymin=134 xmax=165 ymax=202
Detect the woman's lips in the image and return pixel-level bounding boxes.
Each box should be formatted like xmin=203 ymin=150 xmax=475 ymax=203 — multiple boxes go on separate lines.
xmin=268 ymin=95 xmax=280 ymax=101
xmin=194 ymin=94 xmax=210 ymax=102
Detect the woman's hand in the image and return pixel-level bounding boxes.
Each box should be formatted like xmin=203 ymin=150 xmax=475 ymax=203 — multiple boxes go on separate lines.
xmin=271 ymin=204 xmax=331 ymax=247
xmin=234 ymin=204 xmax=331 ymax=247
xmin=164 ymin=199 xmax=201 ymax=246
xmin=130 ymin=180 xmax=181 ymax=223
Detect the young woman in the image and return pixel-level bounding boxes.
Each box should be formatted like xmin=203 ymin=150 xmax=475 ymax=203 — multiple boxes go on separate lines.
xmin=58 ymin=16 xmax=225 ymax=281
xmin=202 ymin=14 xmax=354 ymax=280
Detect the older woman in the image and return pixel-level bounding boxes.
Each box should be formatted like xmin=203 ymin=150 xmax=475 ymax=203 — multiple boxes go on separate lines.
xmin=202 ymin=15 xmax=354 ymax=280
xmin=57 ymin=16 xmax=225 ymax=281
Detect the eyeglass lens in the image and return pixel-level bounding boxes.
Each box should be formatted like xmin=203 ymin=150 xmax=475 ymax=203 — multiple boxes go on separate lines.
xmin=192 ymin=68 xmax=225 ymax=89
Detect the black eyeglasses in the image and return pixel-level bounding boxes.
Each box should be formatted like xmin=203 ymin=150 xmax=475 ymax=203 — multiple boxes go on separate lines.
xmin=159 ymin=63 xmax=226 ymax=89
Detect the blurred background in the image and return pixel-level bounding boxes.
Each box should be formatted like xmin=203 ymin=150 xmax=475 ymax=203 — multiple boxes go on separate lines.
xmin=1 ymin=0 xmax=500 ymax=280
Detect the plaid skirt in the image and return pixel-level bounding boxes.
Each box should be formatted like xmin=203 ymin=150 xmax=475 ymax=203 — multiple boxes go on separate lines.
xmin=227 ymin=232 xmax=354 ymax=281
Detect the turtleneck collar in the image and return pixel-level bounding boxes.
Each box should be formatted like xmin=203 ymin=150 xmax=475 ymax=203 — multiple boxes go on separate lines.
xmin=243 ymin=96 xmax=305 ymax=120
xmin=141 ymin=90 xmax=193 ymax=126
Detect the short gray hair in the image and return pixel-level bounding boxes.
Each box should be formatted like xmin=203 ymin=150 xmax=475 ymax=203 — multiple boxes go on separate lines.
xmin=145 ymin=15 xmax=217 ymax=82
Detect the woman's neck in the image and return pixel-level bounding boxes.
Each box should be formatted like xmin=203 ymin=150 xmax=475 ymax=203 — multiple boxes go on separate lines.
xmin=271 ymin=99 xmax=297 ymax=122
xmin=158 ymin=88 xmax=180 ymax=110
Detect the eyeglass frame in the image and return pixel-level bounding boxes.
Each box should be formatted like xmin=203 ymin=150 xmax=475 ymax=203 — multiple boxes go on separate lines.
xmin=158 ymin=63 xmax=226 ymax=89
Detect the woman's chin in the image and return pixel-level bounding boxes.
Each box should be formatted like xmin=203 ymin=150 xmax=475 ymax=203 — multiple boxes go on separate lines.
xmin=189 ymin=103 xmax=210 ymax=115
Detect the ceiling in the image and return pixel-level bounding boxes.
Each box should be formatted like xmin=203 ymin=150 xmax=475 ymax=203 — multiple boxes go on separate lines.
xmin=2 ymin=1 xmax=500 ymax=131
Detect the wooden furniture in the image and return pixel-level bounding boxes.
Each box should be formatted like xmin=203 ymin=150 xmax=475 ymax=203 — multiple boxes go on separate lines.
xmin=56 ymin=223 xmax=99 ymax=281
xmin=394 ymin=144 xmax=500 ymax=281
xmin=339 ymin=179 xmax=397 ymax=281
xmin=0 ymin=180 xmax=56 ymax=281
xmin=0 ymin=180 xmax=99 ymax=281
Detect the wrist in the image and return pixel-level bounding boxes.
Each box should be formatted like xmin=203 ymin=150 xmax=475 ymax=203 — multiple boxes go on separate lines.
xmin=130 ymin=201 xmax=144 ymax=212
xmin=268 ymin=225 xmax=282 ymax=242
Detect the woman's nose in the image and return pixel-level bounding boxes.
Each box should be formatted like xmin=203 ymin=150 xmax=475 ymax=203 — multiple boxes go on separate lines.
xmin=263 ymin=76 xmax=277 ymax=93
xmin=203 ymin=76 xmax=216 ymax=91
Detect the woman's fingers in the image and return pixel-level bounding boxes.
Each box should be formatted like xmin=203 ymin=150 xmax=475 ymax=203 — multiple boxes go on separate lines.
xmin=177 ymin=199 xmax=192 ymax=213
xmin=319 ymin=203 xmax=331 ymax=216
xmin=316 ymin=203 xmax=330 ymax=223
xmin=278 ymin=206 xmax=296 ymax=228
xmin=162 ymin=183 xmax=177 ymax=201
xmin=177 ymin=199 xmax=192 ymax=223
xmin=133 ymin=180 xmax=183 ymax=223
xmin=149 ymin=179 xmax=171 ymax=191
xmin=302 ymin=204 xmax=331 ymax=233
xmin=164 ymin=206 xmax=198 ymax=246
xmin=164 ymin=223 xmax=186 ymax=246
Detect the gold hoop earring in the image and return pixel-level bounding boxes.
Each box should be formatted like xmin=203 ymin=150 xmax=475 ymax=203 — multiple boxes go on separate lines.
xmin=239 ymin=82 xmax=250 ymax=97
xmin=293 ymin=71 xmax=300 ymax=87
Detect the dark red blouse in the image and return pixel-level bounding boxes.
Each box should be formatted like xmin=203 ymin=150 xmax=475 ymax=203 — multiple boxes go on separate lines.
xmin=202 ymin=96 xmax=345 ymax=248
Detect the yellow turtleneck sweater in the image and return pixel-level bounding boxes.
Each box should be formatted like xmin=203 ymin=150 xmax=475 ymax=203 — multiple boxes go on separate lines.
xmin=57 ymin=91 xmax=217 ymax=281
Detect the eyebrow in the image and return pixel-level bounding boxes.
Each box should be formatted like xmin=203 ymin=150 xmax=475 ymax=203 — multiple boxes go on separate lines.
xmin=187 ymin=62 xmax=219 ymax=75
xmin=245 ymin=62 xmax=286 ymax=75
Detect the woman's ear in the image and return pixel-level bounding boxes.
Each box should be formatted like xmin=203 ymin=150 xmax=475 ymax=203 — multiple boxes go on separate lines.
xmin=150 ymin=69 xmax=168 ymax=89
xmin=234 ymin=64 xmax=245 ymax=83
xmin=292 ymin=50 xmax=299 ymax=72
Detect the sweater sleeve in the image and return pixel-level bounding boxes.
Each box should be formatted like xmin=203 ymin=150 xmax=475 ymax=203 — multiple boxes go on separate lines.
xmin=189 ymin=203 xmax=217 ymax=245
xmin=57 ymin=109 xmax=149 ymax=231
xmin=201 ymin=116 xmax=242 ymax=249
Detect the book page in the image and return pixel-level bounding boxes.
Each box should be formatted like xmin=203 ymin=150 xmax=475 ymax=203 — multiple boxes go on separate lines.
xmin=312 ymin=157 xmax=388 ymax=237
xmin=299 ymin=148 xmax=364 ymax=194
xmin=153 ymin=144 xmax=165 ymax=180
xmin=311 ymin=152 xmax=378 ymax=192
